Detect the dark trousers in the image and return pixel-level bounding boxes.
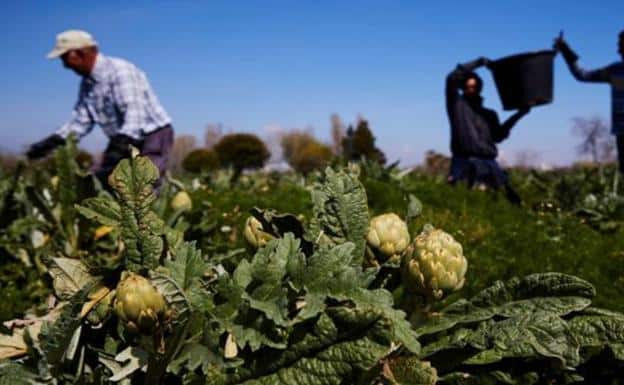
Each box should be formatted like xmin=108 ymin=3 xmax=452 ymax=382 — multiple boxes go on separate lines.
xmin=94 ymin=125 xmax=174 ymax=189
xmin=617 ymin=135 xmax=624 ymax=173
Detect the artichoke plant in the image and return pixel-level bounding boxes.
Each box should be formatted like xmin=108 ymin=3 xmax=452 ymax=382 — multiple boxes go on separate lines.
xmin=243 ymin=216 xmax=274 ymax=248
xmin=113 ymin=272 xmax=167 ymax=335
xmin=401 ymin=225 xmax=467 ymax=300
xmin=170 ymin=190 xmax=192 ymax=212
xmin=366 ymin=213 xmax=410 ymax=261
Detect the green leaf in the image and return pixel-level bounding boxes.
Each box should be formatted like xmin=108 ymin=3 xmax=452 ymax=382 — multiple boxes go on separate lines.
xmin=227 ymin=307 xmax=397 ymax=385
xmin=423 ymin=311 xmax=581 ymax=368
xmin=406 ymin=194 xmax=423 ymax=220
xmin=40 ymin=281 xmax=99 ymax=365
xmin=163 ymin=234 xmax=210 ymax=312
xmin=0 ymin=362 xmax=37 ymax=385
xmin=108 ymin=156 xmax=159 ymax=210
xmin=417 ymin=273 xmax=595 ymax=337
xmin=568 ymin=314 xmax=624 ymax=361
xmin=53 ymin=138 xmax=78 ymax=210
xmin=383 ymin=356 xmax=437 ymax=385
xmin=438 ymin=371 xmax=540 ymax=385
xmin=150 ymin=272 xmax=192 ymax=329
xmin=308 ymin=167 xmax=369 ymax=265
xmin=75 ymin=195 xmax=121 ymax=226
xmin=109 ymin=156 xmax=164 ymax=271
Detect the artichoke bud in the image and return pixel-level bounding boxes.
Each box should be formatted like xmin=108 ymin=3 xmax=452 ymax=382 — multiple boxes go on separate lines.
xmin=113 ymin=272 xmax=167 ymax=334
xmin=366 ymin=213 xmax=410 ymax=260
xmin=171 ymin=191 xmax=192 ymax=212
xmin=401 ymin=225 xmax=467 ymax=300
xmin=50 ymin=176 xmax=60 ymax=190
xmin=243 ymin=216 xmax=274 ymax=248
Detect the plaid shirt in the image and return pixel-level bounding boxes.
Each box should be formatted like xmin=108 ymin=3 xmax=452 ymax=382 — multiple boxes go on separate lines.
xmin=56 ymin=54 xmax=171 ymax=140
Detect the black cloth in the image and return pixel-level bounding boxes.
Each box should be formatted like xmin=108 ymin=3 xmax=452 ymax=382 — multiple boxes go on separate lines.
xmin=26 ymin=134 xmax=66 ymax=160
xmin=445 ymin=58 xmax=510 ymax=159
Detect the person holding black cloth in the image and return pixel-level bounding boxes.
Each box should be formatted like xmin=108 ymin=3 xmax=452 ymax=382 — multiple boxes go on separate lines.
xmin=555 ymin=31 xmax=624 ymax=172
xmin=445 ymin=57 xmax=530 ymax=204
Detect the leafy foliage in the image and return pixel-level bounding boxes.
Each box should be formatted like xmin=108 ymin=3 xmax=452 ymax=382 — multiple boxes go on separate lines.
xmin=2 ymin=153 xmax=624 ymax=384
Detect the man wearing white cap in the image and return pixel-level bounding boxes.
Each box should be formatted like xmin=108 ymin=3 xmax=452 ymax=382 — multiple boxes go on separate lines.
xmin=27 ymin=30 xmax=174 ymax=187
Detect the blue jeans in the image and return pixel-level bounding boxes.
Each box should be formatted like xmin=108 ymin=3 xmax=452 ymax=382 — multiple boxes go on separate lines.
xmin=449 ymin=157 xmax=508 ymax=188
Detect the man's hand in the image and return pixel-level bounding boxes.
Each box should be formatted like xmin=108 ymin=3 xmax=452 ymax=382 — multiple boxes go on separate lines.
xmin=553 ymin=32 xmax=579 ymax=62
xmin=26 ymin=134 xmax=66 ymax=160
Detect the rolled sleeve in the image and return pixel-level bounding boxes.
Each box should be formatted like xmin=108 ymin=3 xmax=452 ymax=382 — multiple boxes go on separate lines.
xmin=56 ymin=99 xmax=94 ymax=139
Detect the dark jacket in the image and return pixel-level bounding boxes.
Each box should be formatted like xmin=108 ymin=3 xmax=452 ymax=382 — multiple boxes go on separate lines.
xmin=446 ymin=59 xmax=510 ymax=159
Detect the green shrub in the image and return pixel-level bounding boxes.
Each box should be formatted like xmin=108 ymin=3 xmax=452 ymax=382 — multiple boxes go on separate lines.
xmin=281 ymin=132 xmax=333 ymax=175
xmin=214 ymin=133 xmax=270 ymax=180
xmin=182 ymin=148 xmax=219 ymax=173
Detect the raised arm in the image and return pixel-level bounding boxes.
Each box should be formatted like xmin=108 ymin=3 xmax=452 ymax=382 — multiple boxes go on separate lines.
xmin=555 ymin=37 xmax=610 ymax=83
xmin=446 ymin=57 xmax=489 ymax=115
xmin=494 ymin=107 xmax=531 ymax=142
xmin=56 ymin=82 xmax=95 ymax=139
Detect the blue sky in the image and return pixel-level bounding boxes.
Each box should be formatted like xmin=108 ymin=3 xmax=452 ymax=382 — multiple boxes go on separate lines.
xmin=1 ymin=1 xmax=623 ymax=166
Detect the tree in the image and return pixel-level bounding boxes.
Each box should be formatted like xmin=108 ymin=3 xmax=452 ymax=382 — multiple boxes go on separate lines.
xmin=330 ymin=114 xmax=345 ymax=156
xmin=572 ymin=116 xmax=614 ymax=163
xmin=342 ymin=118 xmax=386 ymax=164
xmin=169 ymin=135 xmax=197 ymax=173
xmin=182 ymin=148 xmax=219 ymax=173
xmin=214 ymin=133 xmax=271 ymax=180
xmin=281 ymin=131 xmax=333 ymax=175
xmin=204 ymin=123 xmax=223 ymax=149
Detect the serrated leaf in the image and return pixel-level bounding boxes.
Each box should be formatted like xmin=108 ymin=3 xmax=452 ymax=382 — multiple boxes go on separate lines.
xmin=382 ymin=356 xmax=437 ymax=385
xmin=309 ymin=167 xmax=369 ymax=265
xmin=150 ymin=273 xmax=191 ymax=329
xmin=568 ymin=314 xmax=624 ymax=360
xmin=75 ymin=196 xmax=121 ymax=226
xmin=108 ymin=156 xmax=164 ymax=271
xmin=228 ymin=307 xmax=396 ymax=385
xmin=40 ymin=282 xmax=98 ymax=365
xmin=423 ymin=311 xmax=581 ymax=368
xmin=164 ymin=237 xmax=210 ymax=311
xmin=417 ymin=273 xmax=595 ymax=337
xmin=48 ymin=257 xmax=95 ymax=299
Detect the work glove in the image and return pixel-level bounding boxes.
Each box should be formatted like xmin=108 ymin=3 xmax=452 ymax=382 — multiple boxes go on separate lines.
xmin=26 ymin=134 xmax=66 ymax=160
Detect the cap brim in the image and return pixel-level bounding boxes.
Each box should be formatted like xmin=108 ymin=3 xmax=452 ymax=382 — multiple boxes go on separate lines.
xmin=46 ymin=47 xmax=67 ymax=59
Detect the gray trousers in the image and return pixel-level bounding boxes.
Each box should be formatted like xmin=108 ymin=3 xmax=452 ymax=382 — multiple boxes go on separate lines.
xmin=94 ymin=125 xmax=174 ymax=189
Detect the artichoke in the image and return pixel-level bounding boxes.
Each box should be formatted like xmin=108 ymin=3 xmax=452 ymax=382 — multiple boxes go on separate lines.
xmin=113 ymin=272 xmax=167 ymax=334
xmin=243 ymin=216 xmax=274 ymax=248
xmin=367 ymin=213 xmax=410 ymax=258
xmin=171 ymin=191 xmax=192 ymax=212
xmin=401 ymin=225 xmax=467 ymax=300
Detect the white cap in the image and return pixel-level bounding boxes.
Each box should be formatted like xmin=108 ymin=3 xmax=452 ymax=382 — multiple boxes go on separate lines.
xmin=47 ymin=30 xmax=97 ymax=59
